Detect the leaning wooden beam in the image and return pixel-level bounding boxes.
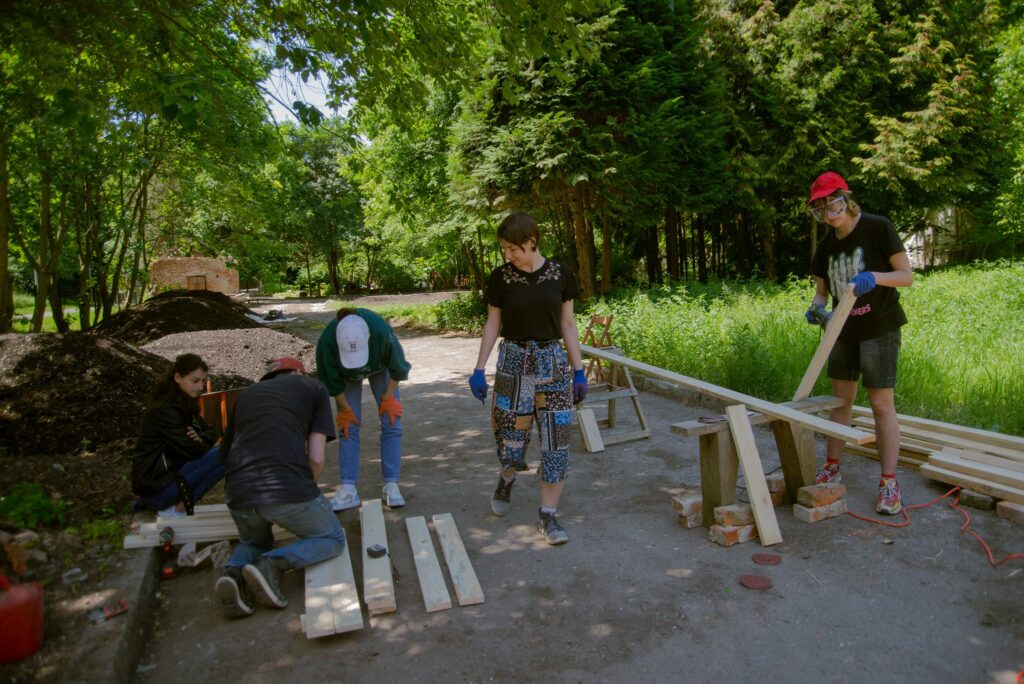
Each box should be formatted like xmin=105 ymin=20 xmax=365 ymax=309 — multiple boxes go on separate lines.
xmin=726 ymin=405 xmax=782 ymax=546
xmin=576 ymin=408 xmax=605 ymax=453
xmin=581 ymin=344 xmax=874 ymax=445
xmin=432 ymin=513 xmax=484 ymax=606
xmin=793 ymin=284 xmax=857 ymax=401
xmin=303 ymin=543 xmax=363 ymax=639
xmin=405 ymin=516 xmax=452 ymax=613
xmin=359 ymin=499 xmax=396 ymax=616
xmin=850 ymin=406 xmax=1024 ymax=453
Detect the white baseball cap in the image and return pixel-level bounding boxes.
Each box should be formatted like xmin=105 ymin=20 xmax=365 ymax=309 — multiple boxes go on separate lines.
xmin=336 ymin=315 xmax=370 ymax=368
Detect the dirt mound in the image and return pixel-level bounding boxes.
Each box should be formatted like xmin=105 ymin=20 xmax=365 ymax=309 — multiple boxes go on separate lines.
xmin=90 ymin=289 xmax=260 ymax=346
xmin=143 ymin=328 xmax=316 ymax=382
xmin=0 ymin=333 xmax=247 ymax=458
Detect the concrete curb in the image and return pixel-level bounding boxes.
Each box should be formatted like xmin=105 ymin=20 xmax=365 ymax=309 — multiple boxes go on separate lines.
xmin=65 ymin=543 xmax=161 ymax=683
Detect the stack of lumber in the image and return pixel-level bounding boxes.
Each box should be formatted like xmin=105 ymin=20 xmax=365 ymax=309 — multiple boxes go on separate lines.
xmin=845 ymin=407 xmax=1024 ymax=504
xmin=123 ymin=504 xmax=294 ymax=549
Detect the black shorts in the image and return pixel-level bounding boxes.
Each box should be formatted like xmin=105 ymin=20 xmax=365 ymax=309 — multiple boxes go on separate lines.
xmin=827 ymin=329 xmax=901 ymax=389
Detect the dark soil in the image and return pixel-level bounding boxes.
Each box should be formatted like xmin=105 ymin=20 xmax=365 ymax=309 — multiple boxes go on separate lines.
xmin=90 ymin=289 xmax=260 ymax=346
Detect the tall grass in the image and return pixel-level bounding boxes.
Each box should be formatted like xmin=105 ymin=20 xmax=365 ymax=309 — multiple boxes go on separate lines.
xmin=581 ymin=261 xmax=1024 ymax=436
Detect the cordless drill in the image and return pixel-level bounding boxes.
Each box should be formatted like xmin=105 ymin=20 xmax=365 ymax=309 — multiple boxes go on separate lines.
xmin=158 ymin=527 xmax=178 ymax=580
xmin=806 ymin=303 xmax=832 ymax=330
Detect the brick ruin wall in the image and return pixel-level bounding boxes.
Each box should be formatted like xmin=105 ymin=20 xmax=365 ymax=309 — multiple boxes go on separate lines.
xmin=149 ymin=257 xmax=239 ymax=295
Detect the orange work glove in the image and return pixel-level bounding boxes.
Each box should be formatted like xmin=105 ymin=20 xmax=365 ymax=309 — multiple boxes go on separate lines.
xmin=336 ymin=407 xmax=359 ymax=439
xmin=378 ymin=396 xmax=403 ymax=426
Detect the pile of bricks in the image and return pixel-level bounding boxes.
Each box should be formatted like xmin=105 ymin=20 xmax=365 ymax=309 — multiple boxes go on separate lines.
xmin=672 ymin=490 xmax=703 ymax=529
xmin=765 ymin=471 xmax=787 ymax=506
xmin=708 ymin=504 xmax=757 ymax=547
xmin=793 ymin=483 xmax=847 ymax=523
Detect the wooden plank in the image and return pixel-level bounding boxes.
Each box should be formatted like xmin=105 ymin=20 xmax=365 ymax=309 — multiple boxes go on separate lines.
xmin=579 ymin=389 xmax=638 ymax=403
xmin=850 ymin=416 xmax=1024 ymax=462
xmin=193 ymin=503 xmax=229 ymax=517
xmin=919 ymin=463 xmax=1024 ymax=505
xmin=842 ymin=444 xmax=927 ymax=468
xmin=850 ymin=405 xmax=1024 ymax=452
xmin=600 ymin=430 xmax=651 ymax=447
xmin=432 ymin=513 xmax=484 ymax=606
xmin=303 ymin=543 xmax=363 ymax=638
xmin=960 ymin=449 xmax=1024 ymax=474
xmin=699 ymin=432 xmax=738 ymax=527
xmin=726 ymin=405 xmax=782 ymax=546
xmin=126 ymin=524 xmax=292 ymax=549
xmin=929 ymin=450 xmax=1024 ymax=490
xmin=359 ymin=499 xmax=396 ymax=616
xmin=793 ymin=284 xmax=857 ymax=401
xmin=405 ymin=516 xmax=452 ymax=613
xmin=581 ymin=344 xmax=874 ymax=445
xmin=576 ymin=408 xmax=605 ymax=453
xmin=673 ymin=396 xmax=845 ymax=438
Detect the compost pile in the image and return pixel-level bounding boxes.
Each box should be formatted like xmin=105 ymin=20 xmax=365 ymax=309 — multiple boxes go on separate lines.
xmin=143 ymin=327 xmax=317 ymax=382
xmin=90 ymin=289 xmax=261 ymax=346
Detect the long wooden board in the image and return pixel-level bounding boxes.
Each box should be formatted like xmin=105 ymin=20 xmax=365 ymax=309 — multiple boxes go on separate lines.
xmin=303 ymin=543 xmax=363 ymax=638
xmin=726 ymin=405 xmax=782 ymax=546
xmin=960 ymin=449 xmax=1024 ymax=474
xmin=581 ymin=345 xmax=873 ymax=445
xmin=850 ymin=416 xmax=1024 ymax=462
xmin=919 ymin=463 xmax=1024 ymax=505
xmin=405 ymin=516 xmax=452 ymax=613
xmin=359 ymin=499 xmax=396 ymax=615
xmin=793 ymin=284 xmax=857 ymax=401
xmin=850 ymin=406 xmax=1024 ymax=452
xmin=929 ymin=450 xmax=1024 ymax=490
xmin=672 ymin=395 xmax=845 ymax=438
xmin=124 ymin=525 xmax=292 ymax=549
xmin=432 ymin=513 xmax=484 ymax=606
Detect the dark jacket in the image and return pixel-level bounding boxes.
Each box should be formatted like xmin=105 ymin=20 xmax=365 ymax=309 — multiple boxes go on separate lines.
xmin=131 ymin=398 xmax=217 ymax=496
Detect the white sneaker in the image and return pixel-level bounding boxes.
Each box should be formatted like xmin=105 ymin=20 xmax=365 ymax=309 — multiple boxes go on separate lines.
xmin=382 ymin=482 xmax=405 ymax=508
xmin=331 ymin=487 xmax=361 ymax=511
xmin=157 ymin=505 xmax=187 ymax=518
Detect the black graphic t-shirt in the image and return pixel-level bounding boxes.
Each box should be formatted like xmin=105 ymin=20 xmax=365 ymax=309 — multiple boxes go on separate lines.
xmin=811 ymin=213 xmax=908 ymax=342
xmin=485 ymin=259 xmax=581 ymax=341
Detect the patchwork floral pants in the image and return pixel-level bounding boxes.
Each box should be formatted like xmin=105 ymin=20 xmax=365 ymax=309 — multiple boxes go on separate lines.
xmin=491 ymin=339 xmax=574 ymax=483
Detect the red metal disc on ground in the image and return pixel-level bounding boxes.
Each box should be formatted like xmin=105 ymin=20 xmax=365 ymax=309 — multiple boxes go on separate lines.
xmin=752 ymin=553 xmax=782 ymax=566
xmin=739 ymin=574 xmax=773 ymax=590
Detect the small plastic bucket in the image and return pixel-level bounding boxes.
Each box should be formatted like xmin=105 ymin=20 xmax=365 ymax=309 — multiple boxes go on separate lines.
xmin=0 ymin=575 xmax=45 ymax=664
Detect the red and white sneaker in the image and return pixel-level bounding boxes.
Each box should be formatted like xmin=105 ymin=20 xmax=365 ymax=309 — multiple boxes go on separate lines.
xmin=815 ymin=461 xmax=842 ymax=484
xmin=876 ymin=478 xmax=903 ymax=515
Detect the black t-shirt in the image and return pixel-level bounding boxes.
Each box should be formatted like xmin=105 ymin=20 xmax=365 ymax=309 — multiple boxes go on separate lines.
xmin=485 ymin=259 xmax=581 ymax=341
xmin=220 ymin=373 xmax=336 ymax=508
xmin=811 ymin=213 xmax=908 ymax=342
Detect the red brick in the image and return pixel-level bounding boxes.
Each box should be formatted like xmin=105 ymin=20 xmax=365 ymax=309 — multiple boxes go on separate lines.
xmin=793 ymin=498 xmax=847 ymax=523
xmin=150 ymin=257 xmax=239 ymax=295
xmin=765 ymin=471 xmax=787 ymax=494
xmin=671 ymin=491 xmax=702 ymax=517
xmin=996 ymin=500 xmax=1024 ymax=526
xmin=797 ymin=483 xmax=846 ymax=508
xmin=770 ymin=489 xmax=787 ymax=507
xmin=708 ymin=523 xmax=758 ymax=547
xmin=678 ymin=513 xmax=702 ymax=529
xmin=714 ymin=504 xmax=754 ymax=526
xmin=958 ymin=489 xmax=995 ymax=511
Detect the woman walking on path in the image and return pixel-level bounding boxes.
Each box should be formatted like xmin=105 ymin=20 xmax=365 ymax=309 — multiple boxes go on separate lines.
xmin=805 ymin=171 xmax=913 ymax=514
xmin=469 ymin=212 xmax=588 ymax=545
xmin=131 ymin=353 xmax=224 ymax=517
xmin=315 ymin=307 xmax=412 ymax=511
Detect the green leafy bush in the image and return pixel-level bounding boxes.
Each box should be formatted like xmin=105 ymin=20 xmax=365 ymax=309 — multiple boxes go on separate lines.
xmin=432 ymin=291 xmax=487 ymax=333
xmin=0 ymin=482 xmax=70 ymax=529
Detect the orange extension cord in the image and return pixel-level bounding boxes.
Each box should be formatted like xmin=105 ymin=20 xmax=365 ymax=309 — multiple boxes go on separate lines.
xmin=846 ymin=486 xmax=1024 ymax=567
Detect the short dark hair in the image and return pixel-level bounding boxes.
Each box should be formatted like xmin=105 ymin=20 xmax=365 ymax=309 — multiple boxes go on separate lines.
xmin=497 ymin=212 xmax=540 ymax=248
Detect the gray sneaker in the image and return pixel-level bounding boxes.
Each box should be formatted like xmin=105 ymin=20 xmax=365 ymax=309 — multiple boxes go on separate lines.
xmin=491 ymin=476 xmax=515 ymax=516
xmin=214 ymin=567 xmax=254 ymax=619
xmin=242 ymin=557 xmax=289 ymax=608
xmin=537 ymin=510 xmax=569 ymax=545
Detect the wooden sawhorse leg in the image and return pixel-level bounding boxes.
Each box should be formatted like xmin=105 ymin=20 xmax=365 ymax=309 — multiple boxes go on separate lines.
xmin=699 ymin=431 xmax=739 ymax=527
xmin=770 ymin=421 xmax=816 ymax=504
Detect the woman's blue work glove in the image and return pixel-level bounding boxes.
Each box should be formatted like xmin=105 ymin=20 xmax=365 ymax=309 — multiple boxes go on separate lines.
xmin=469 ymin=369 xmax=488 ymax=403
xmin=851 ymin=271 xmax=876 ymax=296
xmin=572 ymin=369 xmax=588 ymax=404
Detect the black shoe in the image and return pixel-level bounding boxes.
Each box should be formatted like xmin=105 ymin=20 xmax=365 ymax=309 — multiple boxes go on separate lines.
xmin=214 ymin=567 xmax=255 ymax=619
xmin=242 ymin=557 xmax=289 ymax=608
xmin=491 ymin=475 xmax=515 ymax=516
xmin=537 ymin=509 xmax=569 ymax=545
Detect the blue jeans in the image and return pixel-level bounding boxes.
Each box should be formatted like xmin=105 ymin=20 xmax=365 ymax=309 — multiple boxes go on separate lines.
xmin=138 ymin=447 xmax=224 ymax=511
xmin=339 ymin=371 xmax=402 ymax=484
xmin=226 ymin=494 xmax=346 ymax=570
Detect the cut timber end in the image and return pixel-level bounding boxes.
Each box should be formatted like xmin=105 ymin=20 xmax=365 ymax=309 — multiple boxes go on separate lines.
xmin=725 ymin=404 xmax=782 ymax=546
xmin=432 ymin=513 xmax=485 ymax=606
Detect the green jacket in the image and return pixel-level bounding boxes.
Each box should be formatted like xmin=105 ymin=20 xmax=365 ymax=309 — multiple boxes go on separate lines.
xmin=315 ymin=308 xmax=411 ymax=395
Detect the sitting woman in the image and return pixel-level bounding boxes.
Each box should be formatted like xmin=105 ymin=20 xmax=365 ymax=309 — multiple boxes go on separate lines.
xmin=132 ymin=353 xmax=224 ymax=517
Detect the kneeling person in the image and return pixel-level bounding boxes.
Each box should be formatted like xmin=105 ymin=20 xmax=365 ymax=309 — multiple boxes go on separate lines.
xmin=214 ymin=357 xmax=345 ymax=618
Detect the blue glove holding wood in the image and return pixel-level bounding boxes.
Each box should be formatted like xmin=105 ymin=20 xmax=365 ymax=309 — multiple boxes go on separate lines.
xmin=572 ymin=368 xmax=588 ymax=403
xmin=851 ymin=271 xmax=876 ymax=296
xmin=469 ymin=368 xmax=488 ymax=403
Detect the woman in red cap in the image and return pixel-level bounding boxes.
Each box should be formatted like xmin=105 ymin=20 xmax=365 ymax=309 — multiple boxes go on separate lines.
xmin=806 ymin=171 xmax=913 ymax=514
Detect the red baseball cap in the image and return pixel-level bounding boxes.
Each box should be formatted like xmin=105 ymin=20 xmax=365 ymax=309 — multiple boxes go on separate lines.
xmin=261 ymin=357 xmax=306 ymax=381
xmin=808 ymin=171 xmax=849 ymax=204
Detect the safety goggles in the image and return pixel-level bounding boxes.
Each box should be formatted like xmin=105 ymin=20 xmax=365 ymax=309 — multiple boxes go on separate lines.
xmin=809 ymin=195 xmax=847 ymax=222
